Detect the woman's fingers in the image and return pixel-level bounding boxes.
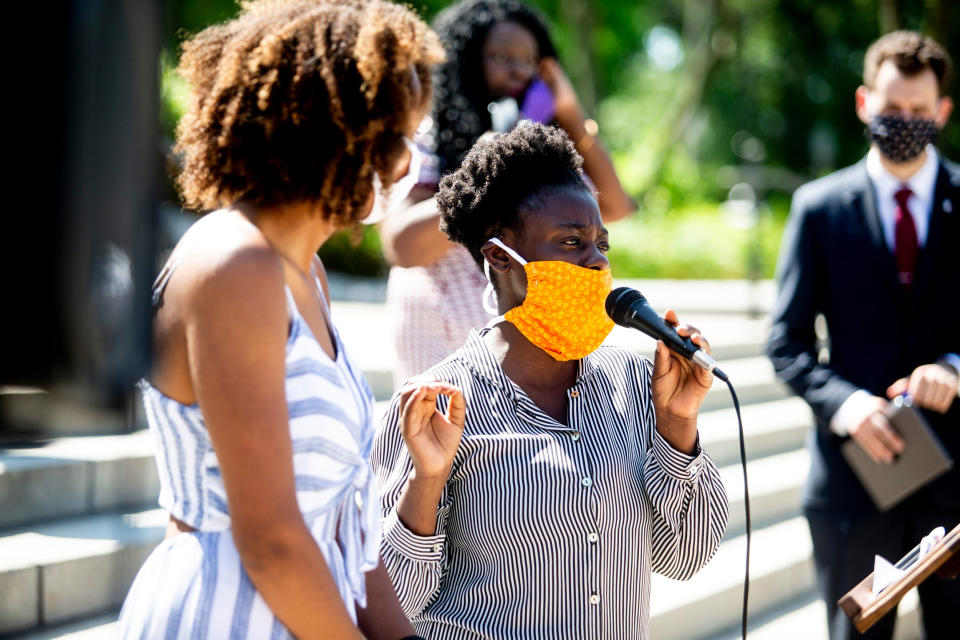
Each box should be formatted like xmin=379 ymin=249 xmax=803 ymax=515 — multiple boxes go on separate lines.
xmin=689 ymin=331 xmax=711 ymax=355
xmin=444 ymin=388 xmax=466 ymax=428
xmin=663 ymin=309 xmax=712 ymax=355
xmin=401 ymin=382 xmax=465 ymax=426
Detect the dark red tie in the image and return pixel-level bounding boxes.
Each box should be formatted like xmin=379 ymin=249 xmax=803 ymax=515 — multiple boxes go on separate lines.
xmin=894 ymin=186 xmax=918 ymax=291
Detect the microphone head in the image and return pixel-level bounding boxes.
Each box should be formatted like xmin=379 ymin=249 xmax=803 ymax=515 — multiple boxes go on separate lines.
xmin=605 ymin=287 xmax=647 ymax=325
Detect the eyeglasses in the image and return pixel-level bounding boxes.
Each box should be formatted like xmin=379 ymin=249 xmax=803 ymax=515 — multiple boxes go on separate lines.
xmin=484 ymin=51 xmax=537 ymax=73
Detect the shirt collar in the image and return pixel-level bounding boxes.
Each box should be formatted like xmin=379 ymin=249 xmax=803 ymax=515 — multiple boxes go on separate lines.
xmin=456 ymin=327 xmax=602 ymax=399
xmin=866 ymin=144 xmax=939 ymax=202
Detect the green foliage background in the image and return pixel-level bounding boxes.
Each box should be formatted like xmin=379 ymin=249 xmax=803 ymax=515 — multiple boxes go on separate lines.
xmin=161 ymin=0 xmax=960 ymax=279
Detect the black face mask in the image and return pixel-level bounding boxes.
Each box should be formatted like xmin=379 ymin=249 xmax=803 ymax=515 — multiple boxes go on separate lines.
xmin=866 ymin=114 xmax=939 ymax=164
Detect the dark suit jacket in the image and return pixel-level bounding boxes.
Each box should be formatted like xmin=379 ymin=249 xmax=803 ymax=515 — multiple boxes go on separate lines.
xmin=767 ymin=153 xmax=960 ymax=516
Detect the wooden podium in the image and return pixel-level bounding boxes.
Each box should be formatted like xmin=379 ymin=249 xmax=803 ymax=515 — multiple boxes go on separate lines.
xmin=839 ymin=522 xmax=960 ymax=632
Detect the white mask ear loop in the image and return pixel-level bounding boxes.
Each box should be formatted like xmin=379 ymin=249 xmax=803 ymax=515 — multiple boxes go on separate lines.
xmin=488 ymin=237 xmax=527 ymax=265
xmin=482 ymin=261 xmax=498 ymax=315
xmin=482 ymin=237 xmax=527 ymax=315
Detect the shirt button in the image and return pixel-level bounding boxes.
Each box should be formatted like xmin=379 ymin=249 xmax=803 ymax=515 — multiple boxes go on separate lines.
xmin=589 ymin=593 xmax=600 ymax=605
xmin=587 ymin=532 xmax=599 ymax=543
xmin=581 ymin=477 xmax=593 ymax=488
xmin=571 ymin=432 xmax=581 ymax=441
xmin=570 ymin=390 xmax=579 ymax=398
xmin=432 ymin=543 xmax=443 ymax=553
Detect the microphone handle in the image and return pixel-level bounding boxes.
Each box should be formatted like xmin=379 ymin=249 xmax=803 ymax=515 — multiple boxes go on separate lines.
xmin=660 ymin=325 xmax=700 ymax=359
xmin=638 ymin=311 xmax=699 ymax=359
xmin=628 ymin=308 xmax=724 ymax=378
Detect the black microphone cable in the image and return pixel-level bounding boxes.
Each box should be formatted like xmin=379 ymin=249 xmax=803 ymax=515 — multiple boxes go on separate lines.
xmin=605 ymin=288 xmax=750 ymax=638
xmin=707 ymin=367 xmax=750 ymax=638
xmin=723 ymin=374 xmax=750 ymax=640
xmin=702 ymin=368 xmax=750 ymax=639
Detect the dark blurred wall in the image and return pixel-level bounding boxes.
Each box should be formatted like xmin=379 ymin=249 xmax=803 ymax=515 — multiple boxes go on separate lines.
xmin=1 ymin=0 xmax=160 ymax=430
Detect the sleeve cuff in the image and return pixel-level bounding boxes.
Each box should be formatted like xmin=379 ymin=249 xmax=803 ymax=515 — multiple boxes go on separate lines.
xmin=382 ymin=510 xmax=446 ymax=563
xmin=651 ymin=429 xmax=705 ymax=482
xmin=829 ymin=388 xmax=872 ymax=436
xmin=939 ymin=354 xmax=960 ymax=398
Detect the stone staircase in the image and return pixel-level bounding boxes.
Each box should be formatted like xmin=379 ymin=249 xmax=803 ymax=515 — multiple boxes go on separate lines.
xmin=0 ymin=278 xmax=924 ymax=639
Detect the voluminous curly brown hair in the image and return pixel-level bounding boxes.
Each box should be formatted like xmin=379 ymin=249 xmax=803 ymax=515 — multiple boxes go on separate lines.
xmin=175 ymin=0 xmax=444 ymax=226
xmin=437 ymin=122 xmax=587 ymax=272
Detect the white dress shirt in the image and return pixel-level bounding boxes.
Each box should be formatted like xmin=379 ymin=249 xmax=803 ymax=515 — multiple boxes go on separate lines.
xmin=865 ymin=144 xmax=939 ymax=250
xmin=831 ymin=146 xmax=960 ymax=435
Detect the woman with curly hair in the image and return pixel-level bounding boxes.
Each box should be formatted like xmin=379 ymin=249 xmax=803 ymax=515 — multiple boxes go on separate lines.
xmin=380 ymin=0 xmax=634 ymax=385
xmin=118 ymin=1 xmax=443 ymax=638
xmin=372 ymin=123 xmax=727 ymax=639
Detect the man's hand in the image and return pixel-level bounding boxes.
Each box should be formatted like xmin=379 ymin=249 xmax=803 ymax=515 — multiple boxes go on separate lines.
xmin=846 ymin=395 xmax=904 ymax=464
xmin=887 ymin=363 xmax=959 ymax=414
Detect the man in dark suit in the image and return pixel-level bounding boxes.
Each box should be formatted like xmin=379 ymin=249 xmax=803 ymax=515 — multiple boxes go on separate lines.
xmin=768 ymin=31 xmax=959 ymax=639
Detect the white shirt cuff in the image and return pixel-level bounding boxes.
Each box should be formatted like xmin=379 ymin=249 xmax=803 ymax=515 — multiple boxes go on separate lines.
xmin=939 ymin=353 xmax=960 ymax=398
xmin=830 ymin=389 xmax=874 ymax=436
xmin=651 ymin=429 xmax=705 ymax=482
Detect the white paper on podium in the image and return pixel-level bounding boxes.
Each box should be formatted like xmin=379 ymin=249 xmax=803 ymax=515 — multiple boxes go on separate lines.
xmin=872 ymin=556 xmax=906 ymax=595
xmin=872 ymin=526 xmax=946 ymax=596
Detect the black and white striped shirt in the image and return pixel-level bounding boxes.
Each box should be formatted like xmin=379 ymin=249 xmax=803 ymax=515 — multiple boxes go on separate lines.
xmin=372 ymin=329 xmax=728 ymax=640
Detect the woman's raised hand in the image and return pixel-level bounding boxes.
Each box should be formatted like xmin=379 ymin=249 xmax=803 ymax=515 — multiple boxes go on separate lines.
xmin=399 ymin=381 xmax=466 ymax=479
xmin=538 ymin=57 xmax=582 ymax=125
xmin=651 ymin=309 xmax=713 ymax=454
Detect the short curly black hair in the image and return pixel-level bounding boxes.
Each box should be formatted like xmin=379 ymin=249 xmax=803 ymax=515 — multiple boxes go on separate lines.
xmin=437 ymin=122 xmax=588 ymax=273
xmin=430 ymin=0 xmax=557 ymax=171
xmin=175 ymin=0 xmax=444 ymax=226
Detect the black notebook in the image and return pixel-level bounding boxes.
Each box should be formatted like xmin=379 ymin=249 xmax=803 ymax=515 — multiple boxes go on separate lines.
xmin=841 ymin=400 xmax=954 ymax=512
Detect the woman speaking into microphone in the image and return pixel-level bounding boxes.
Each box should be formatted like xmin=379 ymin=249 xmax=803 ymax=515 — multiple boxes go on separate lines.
xmin=371 ymin=122 xmax=728 ymax=639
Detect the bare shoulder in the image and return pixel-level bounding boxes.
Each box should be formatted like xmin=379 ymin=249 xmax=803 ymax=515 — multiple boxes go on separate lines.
xmin=150 ymin=210 xmax=288 ymax=405
xmin=174 ymin=210 xmax=286 ymax=313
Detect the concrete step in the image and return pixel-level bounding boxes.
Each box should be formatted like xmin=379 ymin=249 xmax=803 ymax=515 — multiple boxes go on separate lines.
xmin=0 ymin=508 xmax=165 ymax=635
xmin=605 ymin=313 xmax=770 ymax=362
xmin=613 ymin=279 xmax=775 ymax=316
xmin=0 ymin=387 xmax=137 ymax=439
xmin=720 ymin=448 xmax=808 ymax=538
xmin=700 ymin=356 xmax=789 ymax=412
xmin=9 ymin=614 xmax=118 ymax=639
xmin=0 ymin=431 xmax=158 ymax=530
xmin=649 ymin=516 xmax=815 ymax=640
xmin=700 ymin=397 xmax=811 ymax=468
xmin=4 ymin=572 xmax=924 ymax=640
xmin=705 ymin=589 xmax=922 ymax=640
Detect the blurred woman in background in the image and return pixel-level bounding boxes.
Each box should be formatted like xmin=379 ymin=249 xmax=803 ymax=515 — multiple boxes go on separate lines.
xmin=118 ymin=1 xmax=443 ymax=638
xmin=380 ymin=0 xmax=634 ymax=385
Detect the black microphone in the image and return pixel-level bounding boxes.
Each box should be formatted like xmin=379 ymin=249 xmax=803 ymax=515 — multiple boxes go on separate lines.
xmin=605 ymin=286 xmax=728 ymax=381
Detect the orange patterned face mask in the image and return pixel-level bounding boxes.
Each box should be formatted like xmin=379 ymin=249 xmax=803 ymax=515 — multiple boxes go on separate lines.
xmin=485 ymin=238 xmax=614 ymax=361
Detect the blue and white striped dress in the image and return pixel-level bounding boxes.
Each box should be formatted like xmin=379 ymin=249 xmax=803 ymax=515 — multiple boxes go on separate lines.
xmin=118 ymin=286 xmax=380 ymax=638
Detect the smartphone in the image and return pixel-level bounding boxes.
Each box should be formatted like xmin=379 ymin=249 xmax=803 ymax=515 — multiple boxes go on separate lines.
xmin=487 ymin=77 xmax=556 ymax=133
xmin=519 ymin=77 xmax=555 ymax=124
